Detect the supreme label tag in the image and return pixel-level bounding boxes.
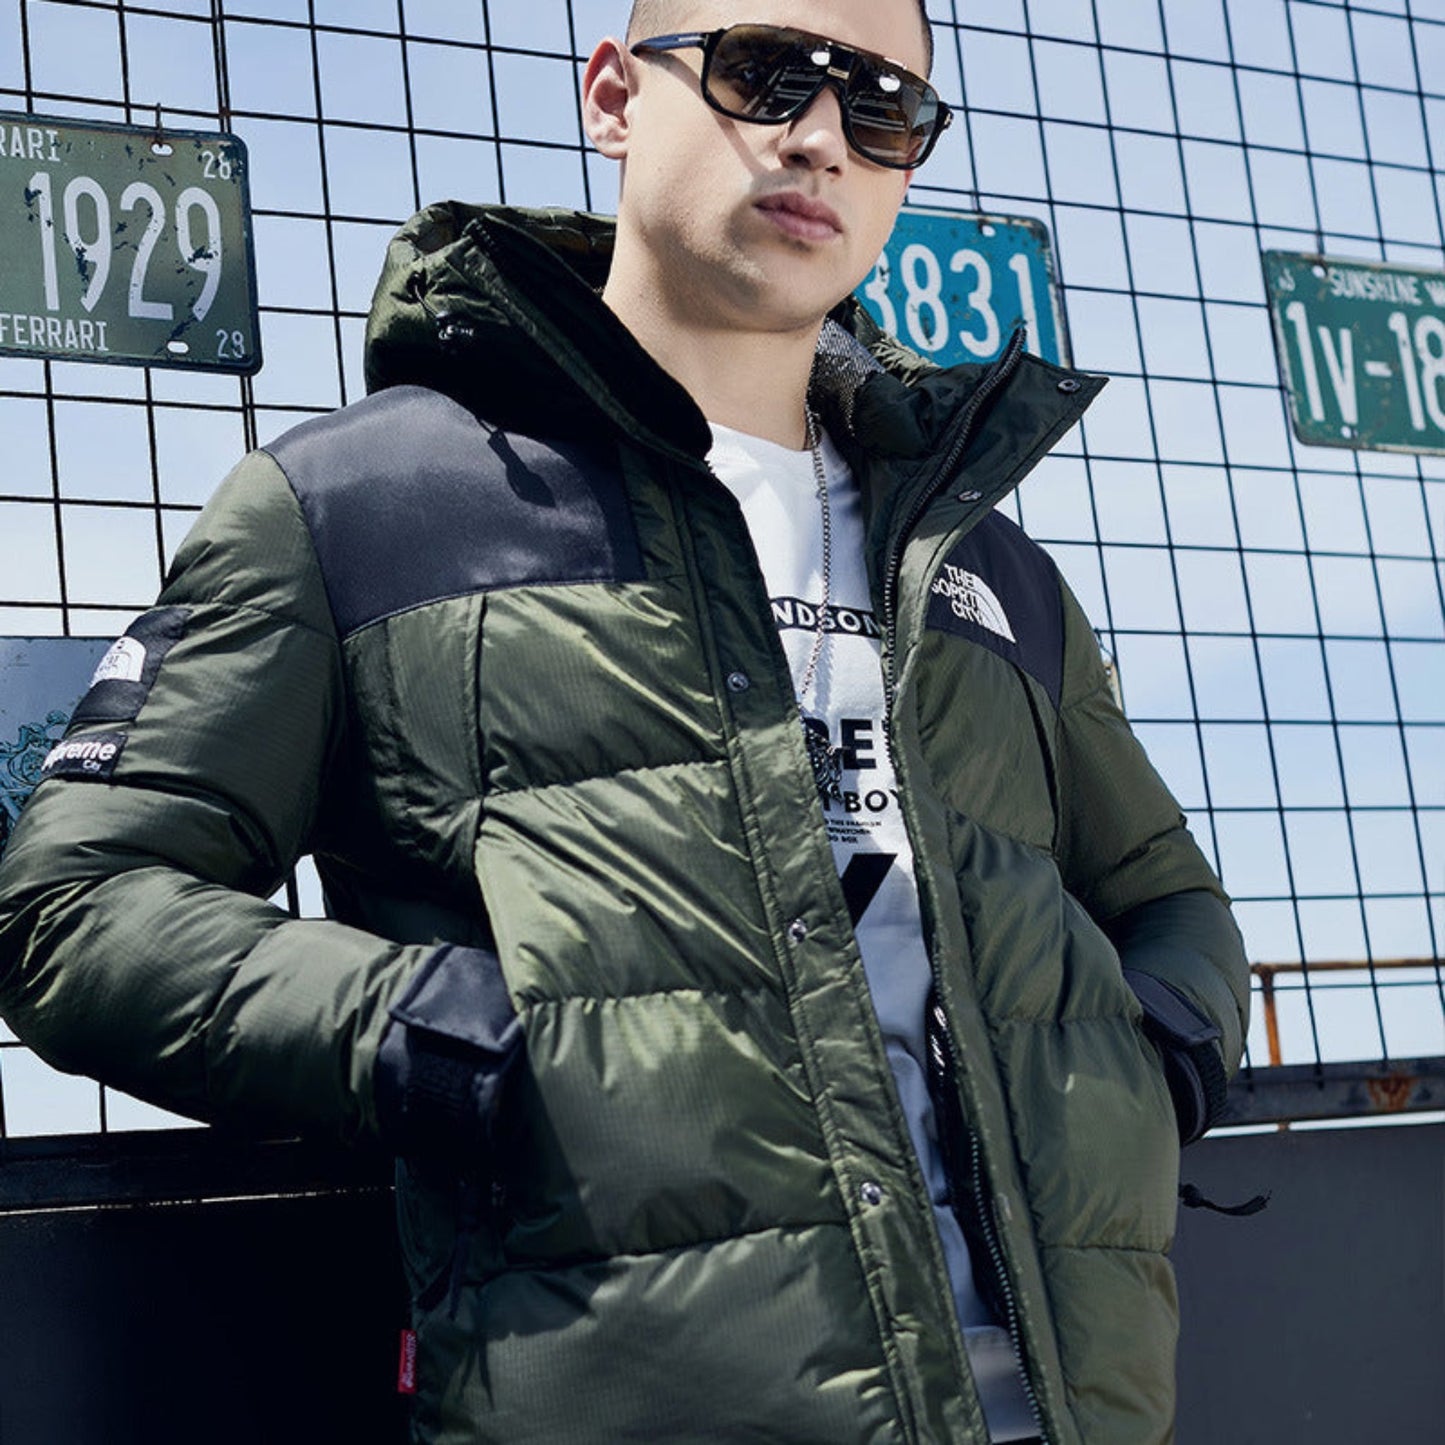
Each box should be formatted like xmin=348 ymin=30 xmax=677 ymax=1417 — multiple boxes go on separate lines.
xmin=39 ymin=730 xmax=127 ymax=782
xmin=396 ymin=1329 xmax=418 ymax=1395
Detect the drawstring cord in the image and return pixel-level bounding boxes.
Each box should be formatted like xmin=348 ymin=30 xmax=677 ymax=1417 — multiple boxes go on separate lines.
xmin=1179 ymin=1182 xmax=1271 ymax=1217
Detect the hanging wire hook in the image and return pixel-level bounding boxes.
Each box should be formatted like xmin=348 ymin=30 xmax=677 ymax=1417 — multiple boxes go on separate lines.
xmin=151 ymin=103 xmax=172 ymax=157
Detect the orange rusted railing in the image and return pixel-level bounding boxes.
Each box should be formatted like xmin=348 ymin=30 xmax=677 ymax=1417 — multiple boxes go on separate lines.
xmin=1251 ymin=958 xmax=1445 ymax=1068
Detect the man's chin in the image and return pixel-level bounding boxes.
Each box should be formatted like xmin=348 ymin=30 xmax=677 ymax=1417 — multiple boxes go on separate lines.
xmin=728 ymin=264 xmax=861 ymax=333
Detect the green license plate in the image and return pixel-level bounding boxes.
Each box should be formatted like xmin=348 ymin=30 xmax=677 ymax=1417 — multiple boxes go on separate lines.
xmin=0 ymin=113 xmax=260 ymax=375
xmin=1263 ymin=249 xmax=1445 ymax=455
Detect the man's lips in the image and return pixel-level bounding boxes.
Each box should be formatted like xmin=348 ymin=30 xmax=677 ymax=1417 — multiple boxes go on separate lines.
xmin=755 ymin=192 xmax=843 ymax=242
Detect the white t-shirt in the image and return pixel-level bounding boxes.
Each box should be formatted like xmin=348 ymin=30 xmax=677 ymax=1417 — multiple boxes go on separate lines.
xmin=708 ymin=422 xmax=1036 ymax=1442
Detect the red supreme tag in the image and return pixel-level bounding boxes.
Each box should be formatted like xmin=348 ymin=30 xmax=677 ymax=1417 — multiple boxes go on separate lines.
xmin=397 ymin=1329 xmax=418 ymax=1395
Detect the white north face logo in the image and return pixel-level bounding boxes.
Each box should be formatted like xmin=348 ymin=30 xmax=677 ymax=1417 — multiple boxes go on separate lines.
xmin=91 ymin=636 xmax=146 ymax=686
xmin=931 ymin=565 xmax=1017 ymax=643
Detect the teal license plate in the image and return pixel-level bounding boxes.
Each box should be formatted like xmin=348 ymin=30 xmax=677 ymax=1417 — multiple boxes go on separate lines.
xmin=856 ymin=206 xmax=1069 ymax=368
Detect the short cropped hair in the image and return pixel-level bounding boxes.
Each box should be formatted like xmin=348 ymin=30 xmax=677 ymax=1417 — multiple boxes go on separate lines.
xmin=625 ymin=2 xmax=935 ymax=73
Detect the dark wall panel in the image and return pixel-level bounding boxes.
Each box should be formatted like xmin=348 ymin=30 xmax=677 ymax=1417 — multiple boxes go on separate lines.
xmin=1174 ymin=1122 xmax=1445 ymax=1444
xmin=0 ymin=1189 xmax=408 ymax=1445
xmin=0 ymin=1123 xmax=1439 ymax=1442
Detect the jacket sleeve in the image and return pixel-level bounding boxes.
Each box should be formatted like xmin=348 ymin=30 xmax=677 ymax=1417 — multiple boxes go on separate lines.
xmin=0 ymin=451 xmax=516 ymax=1151
xmin=1051 ymin=572 xmax=1250 ymax=1139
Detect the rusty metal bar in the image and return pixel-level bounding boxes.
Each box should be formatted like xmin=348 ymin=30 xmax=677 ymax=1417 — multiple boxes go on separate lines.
xmin=1251 ymin=958 xmax=1445 ymax=978
xmin=1222 ymin=1057 xmax=1445 ymax=1127
xmin=1257 ymin=970 xmax=1283 ymax=1068
xmin=1250 ymin=959 xmax=1444 ymax=1069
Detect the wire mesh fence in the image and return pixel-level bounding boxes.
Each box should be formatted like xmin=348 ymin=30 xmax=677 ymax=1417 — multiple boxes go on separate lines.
xmin=0 ymin=0 xmax=1442 ymax=1140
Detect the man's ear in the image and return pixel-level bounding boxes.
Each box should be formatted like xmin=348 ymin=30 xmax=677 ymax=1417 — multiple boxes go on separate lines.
xmin=582 ymin=38 xmax=633 ymax=159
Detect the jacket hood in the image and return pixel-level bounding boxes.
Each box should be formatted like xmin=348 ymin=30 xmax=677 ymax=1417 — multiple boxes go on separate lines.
xmin=363 ymin=203 xmax=1012 ymax=463
xmin=364 ymin=203 xmax=705 ymax=458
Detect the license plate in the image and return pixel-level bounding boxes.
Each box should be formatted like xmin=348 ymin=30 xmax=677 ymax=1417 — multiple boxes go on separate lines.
xmin=0 ymin=113 xmax=260 ymax=374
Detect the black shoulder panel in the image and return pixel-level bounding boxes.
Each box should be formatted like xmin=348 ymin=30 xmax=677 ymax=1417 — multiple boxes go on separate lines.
xmin=925 ymin=512 xmax=1064 ymax=709
xmin=266 ymin=386 xmax=644 ymax=637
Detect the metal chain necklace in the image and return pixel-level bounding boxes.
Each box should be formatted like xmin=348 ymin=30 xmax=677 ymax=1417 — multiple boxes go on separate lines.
xmin=800 ymin=403 xmax=845 ymax=803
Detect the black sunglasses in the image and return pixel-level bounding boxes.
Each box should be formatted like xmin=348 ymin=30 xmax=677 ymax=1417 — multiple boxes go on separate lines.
xmin=630 ymin=23 xmax=952 ymax=170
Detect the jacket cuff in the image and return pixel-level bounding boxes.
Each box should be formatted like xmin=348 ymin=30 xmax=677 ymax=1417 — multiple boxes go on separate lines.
xmin=1123 ymin=968 xmax=1227 ymax=1145
xmin=373 ymin=944 xmax=521 ymax=1158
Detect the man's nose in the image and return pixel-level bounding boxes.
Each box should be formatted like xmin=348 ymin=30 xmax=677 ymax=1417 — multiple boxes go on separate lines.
xmin=781 ymin=82 xmax=850 ymax=169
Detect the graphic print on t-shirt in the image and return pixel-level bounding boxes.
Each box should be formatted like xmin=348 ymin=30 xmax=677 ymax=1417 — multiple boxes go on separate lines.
xmin=839 ymin=851 xmax=897 ymax=928
xmin=766 ymin=588 xmax=909 ymax=923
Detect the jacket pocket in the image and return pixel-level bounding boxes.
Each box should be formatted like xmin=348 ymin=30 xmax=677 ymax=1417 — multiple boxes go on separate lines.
xmin=943 ymin=816 xmax=1180 ymax=1249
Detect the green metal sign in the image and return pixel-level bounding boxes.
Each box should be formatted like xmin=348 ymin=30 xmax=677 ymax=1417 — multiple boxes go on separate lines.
xmin=0 ymin=114 xmax=260 ymax=374
xmin=1263 ymin=250 xmax=1445 ymax=455
xmin=855 ymin=207 xmax=1069 ymax=367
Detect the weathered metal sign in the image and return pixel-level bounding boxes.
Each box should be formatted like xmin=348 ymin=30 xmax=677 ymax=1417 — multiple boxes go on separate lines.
xmin=855 ymin=207 xmax=1069 ymax=367
xmin=0 ymin=114 xmax=260 ymax=374
xmin=1263 ymin=250 xmax=1445 ymax=455
xmin=0 ymin=637 xmax=111 ymax=861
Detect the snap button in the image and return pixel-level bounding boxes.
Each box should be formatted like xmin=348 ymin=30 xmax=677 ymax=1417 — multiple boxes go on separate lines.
xmin=860 ymin=1181 xmax=884 ymax=1207
xmin=726 ymin=671 xmax=751 ymax=693
xmin=1057 ymin=378 xmax=1082 ymax=394
xmin=787 ymin=918 xmax=808 ymax=943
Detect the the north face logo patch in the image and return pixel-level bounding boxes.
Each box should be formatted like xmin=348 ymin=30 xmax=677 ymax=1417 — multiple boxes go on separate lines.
xmin=91 ymin=636 xmax=147 ymax=686
xmin=930 ymin=566 xmax=1017 ymax=643
xmin=70 ymin=607 xmax=189 ymax=730
xmin=925 ymin=514 xmax=1064 ymax=707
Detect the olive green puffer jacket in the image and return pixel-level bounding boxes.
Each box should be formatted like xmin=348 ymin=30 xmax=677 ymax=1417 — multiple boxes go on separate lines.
xmin=0 ymin=205 xmax=1247 ymax=1444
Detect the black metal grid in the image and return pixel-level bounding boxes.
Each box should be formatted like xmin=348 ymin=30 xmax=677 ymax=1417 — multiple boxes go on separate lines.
xmin=0 ymin=0 xmax=1441 ymax=1139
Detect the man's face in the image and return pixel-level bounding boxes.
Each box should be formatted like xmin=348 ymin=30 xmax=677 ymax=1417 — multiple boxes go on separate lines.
xmin=608 ymin=1 xmax=929 ymax=336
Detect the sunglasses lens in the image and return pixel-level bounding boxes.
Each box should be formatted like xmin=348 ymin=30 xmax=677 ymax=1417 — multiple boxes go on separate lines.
xmin=847 ymin=64 xmax=940 ymax=167
xmin=707 ymin=26 xmax=818 ymax=119
xmin=705 ymin=26 xmax=941 ymax=168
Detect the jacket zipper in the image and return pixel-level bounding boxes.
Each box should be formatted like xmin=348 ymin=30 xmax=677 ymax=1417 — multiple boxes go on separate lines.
xmin=967 ymin=1121 xmax=1047 ymax=1440
xmin=879 ymin=329 xmax=1051 ymax=1443
xmin=929 ymin=1001 xmax=1049 ymax=1442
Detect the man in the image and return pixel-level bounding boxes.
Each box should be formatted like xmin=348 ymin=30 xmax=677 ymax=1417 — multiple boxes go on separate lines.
xmin=0 ymin=2 xmax=1249 ymax=1441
